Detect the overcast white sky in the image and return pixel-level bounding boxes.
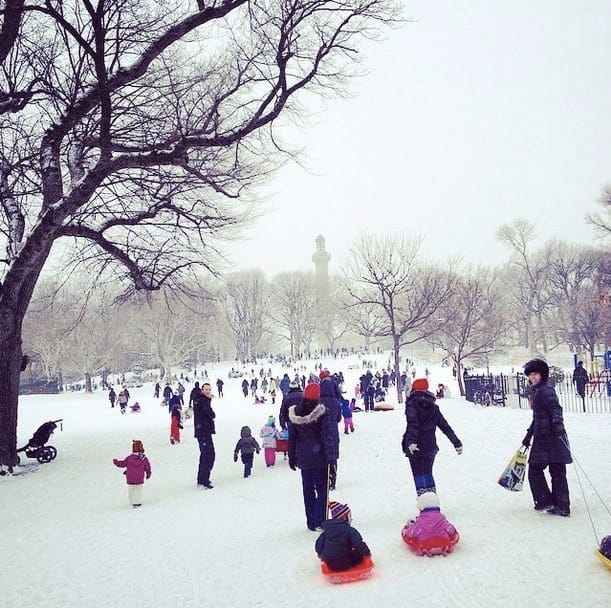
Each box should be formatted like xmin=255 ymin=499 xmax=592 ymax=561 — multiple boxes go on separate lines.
xmin=225 ymin=0 xmax=610 ymax=278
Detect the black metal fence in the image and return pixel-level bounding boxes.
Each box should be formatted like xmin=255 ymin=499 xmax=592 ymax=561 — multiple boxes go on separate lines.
xmin=465 ymin=371 xmax=611 ymax=414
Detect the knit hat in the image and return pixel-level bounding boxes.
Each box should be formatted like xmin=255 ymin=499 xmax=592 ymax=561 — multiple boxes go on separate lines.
xmin=417 ymin=491 xmax=440 ymax=511
xmin=524 ymin=358 xmax=549 ymax=382
xmin=289 ymin=379 xmax=300 ymax=389
xmin=329 ymin=500 xmax=351 ymax=523
xmin=132 ymin=439 xmax=144 ymax=453
xmin=303 ymin=382 xmax=320 ymax=401
xmin=319 ymin=369 xmax=330 ymax=380
xmin=267 ymin=415 xmax=276 ymax=426
xmin=412 ymin=378 xmax=429 ymax=392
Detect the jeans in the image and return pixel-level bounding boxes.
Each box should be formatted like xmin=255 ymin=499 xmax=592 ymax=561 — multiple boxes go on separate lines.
xmin=408 ymin=452 xmax=437 ymax=495
xmin=301 ymin=467 xmax=328 ymax=529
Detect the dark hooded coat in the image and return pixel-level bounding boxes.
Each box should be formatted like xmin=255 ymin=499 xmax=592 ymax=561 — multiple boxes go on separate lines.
xmin=315 ymin=519 xmax=371 ymax=571
xmin=288 ymin=400 xmax=339 ymax=470
xmin=523 ymin=382 xmax=572 ymax=464
xmin=402 ymin=390 xmax=462 ymax=456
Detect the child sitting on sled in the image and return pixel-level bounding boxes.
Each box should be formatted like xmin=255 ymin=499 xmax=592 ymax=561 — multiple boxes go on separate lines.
xmin=315 ymin=501 xmax=371 ymax=572
xmin=403 ymin=491 xmax=457 ymax=544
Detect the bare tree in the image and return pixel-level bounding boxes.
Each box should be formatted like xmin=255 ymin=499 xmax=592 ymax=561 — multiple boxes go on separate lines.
xmin=132 ymin=291 xmax=214 ymax=382
xmin=427 ymin=267 xmax=510 ymax=396
xmin=496 ymin=219 xmax=551 ymax=351
xmin=221 ymin=269 xmax=268 ymax=360
xmin=269 ymin=271 xmax=318 ymax=357
xmin=586 ymin=184 xmax=611 ymax=239
xmin=0 ymin=0 xmax=401 ymax=467
xmin=343 ymin=232 xmax=456 ymax=403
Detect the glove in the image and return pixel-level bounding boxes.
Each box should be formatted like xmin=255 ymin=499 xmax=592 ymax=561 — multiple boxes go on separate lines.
xmin=233 ymin=454 xmax=238 ymax=462
xmin=289 ymin=462 xmax=296 ymax=471
xmin=408 ymin=443 xmax=419 ymax=454
xmin=552 ymin=421 xmax=565 ymax=436
xmin=112 ymin=458 xmax=117 ymax=465
xmin=179 ymin=424 xmax=184 ymax=429
xmin=455 ymin=445 xmax=463 ymax=455
xmin=256 ymin=449 xmax=260 ymax=454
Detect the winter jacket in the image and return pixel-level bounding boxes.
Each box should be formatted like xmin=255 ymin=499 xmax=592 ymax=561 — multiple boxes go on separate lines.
xmin=279 ymin=376 xmax=291 ymax=396
xmin=572 ymin=365 xmax=588 ymax=391
xmin=523 ymin=382 xmax=572 ymax=465
xmin=315 ymin=519 xmax=371 ymax=572
xmin=260 ymin=424 xmax=280 ymax=449
xmin=403 ymin=508 xmax=456 ymax=542
xmin=234 ymin=426 xmax=260 ymax=457
xmin=320 ymin=378 xmax=342 ymax=425
xmin=113 ymin=453 xmax=151 ymax=485
xmin=402 ymin=390 xmax=462 ymax=456
xmin=288 ymin=401 xmax=339 ymax=470
xmin=279 ymin=387 xmax=303 ymax=430
xmin=340 ymin=399 xmax=353 ymax=419
xmin=193 ymin=393 xmax=216 ymax=438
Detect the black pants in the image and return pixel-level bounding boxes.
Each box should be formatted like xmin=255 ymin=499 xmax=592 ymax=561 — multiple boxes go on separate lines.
xmin=363 ymin=394 xmax=374 ymax=411
xmin=528 ymin=462 xmax=570 ymax=510
xmin=241 ymin=453 xmax=253 ymax=477
xmin=197 ymin=436 xmax=215 ymax=485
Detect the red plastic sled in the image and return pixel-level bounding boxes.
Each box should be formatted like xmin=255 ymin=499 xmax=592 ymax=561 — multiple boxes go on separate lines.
xmin=401 ymin=525 xmax=460 ymax=556
xmin=321 ymin=555 xmax=375 ymax=584
xmin=595 ymin=550 xmax=611 ymax=570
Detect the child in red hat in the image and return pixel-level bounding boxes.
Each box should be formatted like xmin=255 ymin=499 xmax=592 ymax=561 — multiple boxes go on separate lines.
xmin=112 ymin=440 xmax=152 ymax=508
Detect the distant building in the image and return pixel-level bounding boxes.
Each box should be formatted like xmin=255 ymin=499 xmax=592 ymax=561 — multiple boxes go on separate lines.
xmin=312 ymin=234 xmax=331 ymax=306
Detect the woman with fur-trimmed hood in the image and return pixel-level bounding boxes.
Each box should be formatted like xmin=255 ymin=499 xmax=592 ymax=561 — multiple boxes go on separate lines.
xmin=288 ymin=382 xmax=339 ymax=532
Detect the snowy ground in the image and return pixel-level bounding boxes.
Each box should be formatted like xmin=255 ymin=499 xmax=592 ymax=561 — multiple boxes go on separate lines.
xmin=2 ymin=355 xmax=610 ymax=608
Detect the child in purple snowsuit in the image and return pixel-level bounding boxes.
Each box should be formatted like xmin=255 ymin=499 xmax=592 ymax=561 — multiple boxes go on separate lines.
xmin=113 ymin=439 xmax=152 ymax=507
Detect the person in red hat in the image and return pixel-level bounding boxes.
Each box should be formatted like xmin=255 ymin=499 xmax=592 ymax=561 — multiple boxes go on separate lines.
xmin=112 ymin=439 xmax=152 ymax=508
xmin=288 ymin=382 xmax=339 ymax=531
xmin=401 ymin=378 xmax=462 ymax=496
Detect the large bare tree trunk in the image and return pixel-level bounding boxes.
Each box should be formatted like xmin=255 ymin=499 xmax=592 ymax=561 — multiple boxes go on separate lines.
xmin=0 ymin=311 xmax=23 ymax=469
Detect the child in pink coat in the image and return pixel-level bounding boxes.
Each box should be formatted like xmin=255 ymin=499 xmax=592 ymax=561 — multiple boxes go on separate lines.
xmin=113 ymin=439 xmax=152 ymax=508
xmin=260 ymin=415 xmax=280 ymax=467
xmin=403 ymin=491 xmax=456 ymax=542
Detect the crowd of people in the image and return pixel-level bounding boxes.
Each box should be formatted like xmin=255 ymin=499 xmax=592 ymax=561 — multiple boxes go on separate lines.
xmin=110 ymin=355 xmax=576 ymax=573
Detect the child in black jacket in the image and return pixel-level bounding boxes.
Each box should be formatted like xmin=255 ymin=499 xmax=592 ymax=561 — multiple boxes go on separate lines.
xmin=233 ymin=426 xmax=260 ymax=478
xmin=315 ymin=501 xmax=371 ymax=571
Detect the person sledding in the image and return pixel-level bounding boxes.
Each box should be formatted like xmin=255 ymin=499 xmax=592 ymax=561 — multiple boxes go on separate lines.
xmin=315 ymin=501 xmax=371 ymax=572
xmin=402 ymin=492 xmax=459 ymax=556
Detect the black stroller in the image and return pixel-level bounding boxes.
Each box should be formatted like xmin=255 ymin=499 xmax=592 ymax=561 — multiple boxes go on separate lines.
xmin=16 ymin=419 xmax=63 ymax=464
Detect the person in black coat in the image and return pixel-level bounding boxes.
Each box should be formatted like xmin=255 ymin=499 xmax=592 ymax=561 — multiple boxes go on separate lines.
xmin=193 ymin=382 xmax=216 ymax=489
xmin=315 ymin=501 xmax=371 ymax=571
xmin=402 ymin=378 xmax=462 ymax=496
xmin=279 ymin=380 xmax=303 ymax=431
xmin=522 ymin=359 xmax=572 ymax=516
xmin=319 ymin=375 xmax=342 ymax=491
xmin=288 ymin=382 xmax=339 ymax=531
xmin=572 ymin=361 xmax=589 ymax=399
